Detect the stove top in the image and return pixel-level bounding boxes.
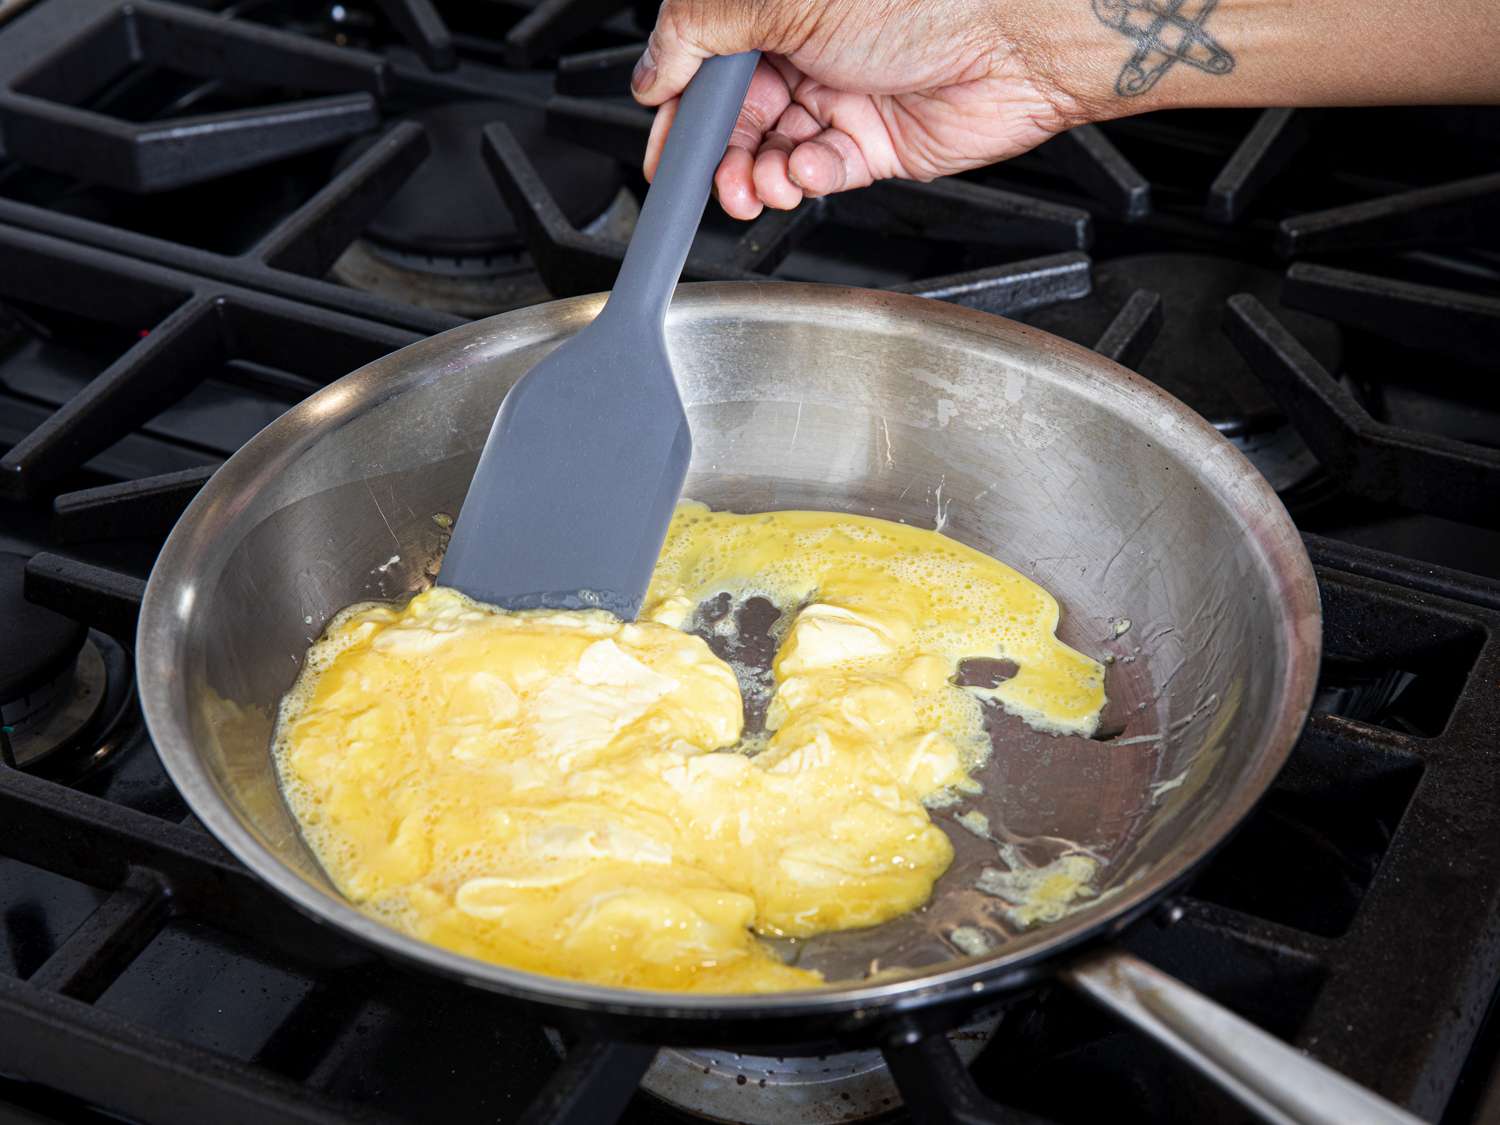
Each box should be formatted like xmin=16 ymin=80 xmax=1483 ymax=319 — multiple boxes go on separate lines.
xmin=1 ymin=1 xmax=1498 ymax=1123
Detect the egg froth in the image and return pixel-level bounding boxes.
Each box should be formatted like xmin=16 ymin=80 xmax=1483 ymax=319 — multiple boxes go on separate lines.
xmin=274 ymin=504 xmax=1106 ymax=992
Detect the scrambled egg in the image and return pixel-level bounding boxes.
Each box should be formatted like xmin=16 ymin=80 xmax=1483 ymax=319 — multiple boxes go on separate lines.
xmin=977 ymin=850 xmax=1101 ymax=927
xmin=274 ymin=504 xmax=1105 ymax=992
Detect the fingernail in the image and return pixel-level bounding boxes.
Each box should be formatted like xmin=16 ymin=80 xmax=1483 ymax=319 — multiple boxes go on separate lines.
xmin=631 ymin=46 xmax=656 ymax=93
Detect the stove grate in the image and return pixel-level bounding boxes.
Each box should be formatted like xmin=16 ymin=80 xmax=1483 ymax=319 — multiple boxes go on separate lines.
xmin=50 ymin=466 xmax=217 ymax=546
xmin=0 ymin=227 xmax=422 ymax=499
xmin=502 ymin=0 xmax=642 ymax=68
xmin=1205 ymin=107 xmax=1312 ymax=224
xmin=1277 ymin=170 xmax=1500 ymax=258
xmin=375 ymin=0 xmax=457 ymax=72
xmin=0 ymin=2 xmax=388 ymax=192
xmin=1282 ymin=261 xmax=1500 ymax=369
xmin=484 ymin=114 xmax=1097 ymax=310
xmin=1225 ymin=290 xmax=1500 ymax=526
xmin=0 ymin=140 xmax=462 ymax=337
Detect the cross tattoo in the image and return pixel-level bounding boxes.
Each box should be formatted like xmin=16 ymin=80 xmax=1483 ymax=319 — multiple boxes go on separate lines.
xmin=1092 ymin=0 xmax=1236 ymax=97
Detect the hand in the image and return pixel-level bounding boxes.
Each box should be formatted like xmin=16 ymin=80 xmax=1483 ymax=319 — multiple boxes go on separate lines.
xmin=630 ymin=0 xmax=1091 ymax=220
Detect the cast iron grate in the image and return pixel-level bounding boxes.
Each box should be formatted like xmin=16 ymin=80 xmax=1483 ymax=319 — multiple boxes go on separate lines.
xmin=0 ymin=0 xmax=1135 ymax=336
xmin=1 ymin=0 xmax=1496 ymax=325
xmin=1224 ymin=289 xmax=1500 ymax=527
xmin=0 ymin=226 xmax=423 ymax=501
xmin=0 ymin=2 xmax=389 ymax=192
xmin=0 ymin=0 xmax=647 ymax=192
xmin=0 ymin=114 xmax=459 ymax=335
xmin=0 ymin=225 xmax=1110 ymax=548
xmin=487 ymin=106 xmax=1097 ymax=304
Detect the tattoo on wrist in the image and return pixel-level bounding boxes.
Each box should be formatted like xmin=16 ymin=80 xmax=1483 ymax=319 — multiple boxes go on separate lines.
xmin=1092 ymin=0 xmax=1235 ymax=97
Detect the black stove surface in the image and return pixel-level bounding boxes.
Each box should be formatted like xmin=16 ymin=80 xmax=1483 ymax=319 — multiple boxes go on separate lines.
xmin=1 ymin=1 xmax=1498 ymax=1123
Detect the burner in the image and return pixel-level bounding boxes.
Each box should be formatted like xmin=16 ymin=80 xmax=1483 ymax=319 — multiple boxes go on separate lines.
xmin=645 ymin=1020 xmax=997 ymax=1123
xmin=545 ymin=1019 xmax=997 ymax=1123
xmin=331 ymin=239 xmax=555 ymax=316
xmin=343 ymin=100 xmax=624 ymax=261
xmin=1021 ymin=253 xmax=1343 ymax=491
xmin=0 ymin=551 xmax=106 ymax=771
xmin=330 ymin=101 xmax=633 ymax=314
xmin=330 ymin=187 xmax=636 ymax=316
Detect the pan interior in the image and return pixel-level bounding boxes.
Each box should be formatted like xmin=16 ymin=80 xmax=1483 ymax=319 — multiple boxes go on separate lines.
xmin=142 ymin=284 xmax=1316 ymax=1001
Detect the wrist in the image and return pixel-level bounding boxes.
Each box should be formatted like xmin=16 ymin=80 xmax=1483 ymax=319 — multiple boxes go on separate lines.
xmin=993 ymin=0 xmax=1163 ymax=131
xmin=1004 ymin=0 xmax=1254 ymax=127
xmin=1034 ymin=0 xmax=1500 ymax=123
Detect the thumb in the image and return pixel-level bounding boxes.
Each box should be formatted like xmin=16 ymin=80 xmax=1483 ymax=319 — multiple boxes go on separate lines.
xmin=631 ymin=1 xmax=759 ymax=106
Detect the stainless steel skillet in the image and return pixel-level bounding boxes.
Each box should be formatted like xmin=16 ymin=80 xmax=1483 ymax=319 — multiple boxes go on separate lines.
xmin=136 ymin=283 xmax=1415 ymax=1123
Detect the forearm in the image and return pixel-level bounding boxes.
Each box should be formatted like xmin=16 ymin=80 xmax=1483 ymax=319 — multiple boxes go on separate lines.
xmin=1027 ymin=0 xmax=1500 ymax=123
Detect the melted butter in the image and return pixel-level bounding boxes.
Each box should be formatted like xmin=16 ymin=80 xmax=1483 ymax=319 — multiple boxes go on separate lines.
xmin=274 ymin=504 xmax=1105 ymax=992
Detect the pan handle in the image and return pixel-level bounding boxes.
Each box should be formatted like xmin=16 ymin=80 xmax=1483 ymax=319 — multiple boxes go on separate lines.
xmin=1061 ymin=950 xmax=1426 ymax=1125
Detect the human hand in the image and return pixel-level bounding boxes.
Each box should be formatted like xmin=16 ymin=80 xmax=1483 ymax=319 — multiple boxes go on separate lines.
xmin=630 ymin=0 xmax=1092 ymax=220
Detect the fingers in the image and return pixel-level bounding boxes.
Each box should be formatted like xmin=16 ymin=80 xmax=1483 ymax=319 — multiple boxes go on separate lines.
xmin=792 ymin=83 xmax=899 ymax=187
xmin=751 ymin=103 xmax=820 ymax=211
xmin=715 ymin=146 xmax=762 ymax=220
xmin=641 ymin=97 xmax=678 ymax=183
xmin=734 ymin=59 xmax=796 ymax=149
xmin=630 ymin=32 xmax=699 ymax=108
xmin=647 ymin=58 xmax=793 ymax=220
xmin=714 ymin=60 xmax=793 ymax=218
xmin=640 ymin=46 xmax=876 ymax=219
xmin=787 ymin=126 xmax=876 ymax=197
xmin=650 ymin=95 xmax=874 ymax=216
xmin=631 ymin=0 xmax=757 ymax=106
xmin=751 ymin=144 xmax=799 ymax=212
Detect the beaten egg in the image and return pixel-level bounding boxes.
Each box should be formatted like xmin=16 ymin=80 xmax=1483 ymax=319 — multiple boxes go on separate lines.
xmin=274 ymin=504 xmax=1106 ymax=992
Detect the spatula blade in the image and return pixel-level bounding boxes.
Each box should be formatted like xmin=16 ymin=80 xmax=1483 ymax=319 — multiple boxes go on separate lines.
xmin=436 ymin=52 xmax=758 ymax=619
xmin=438 ymin=327 xmax=689 ymax=619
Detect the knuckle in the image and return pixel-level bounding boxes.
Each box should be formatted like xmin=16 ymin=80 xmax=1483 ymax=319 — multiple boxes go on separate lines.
xmin=652 ymin=1 xmax=704 ymax=57
xmin=660 ymin=0 xmax=728 ymax=52
xmin=647 ymin=8 xmax=675 ymax=56
xmin=657 ymin=0 xmax=815 ymax=55
xmin=746 ymin=0 xmax=814 ymax=51
xmin=738 ymin=100 xmax=771 ymax=135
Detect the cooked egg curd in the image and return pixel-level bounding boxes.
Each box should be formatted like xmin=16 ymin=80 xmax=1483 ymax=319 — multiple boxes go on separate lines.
xmin=274 ymin=504 xmax=1106 ymax=992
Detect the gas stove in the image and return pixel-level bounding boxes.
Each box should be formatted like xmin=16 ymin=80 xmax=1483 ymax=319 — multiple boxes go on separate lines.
xmin=1 ymin=1 xmax=1499 ymax=1123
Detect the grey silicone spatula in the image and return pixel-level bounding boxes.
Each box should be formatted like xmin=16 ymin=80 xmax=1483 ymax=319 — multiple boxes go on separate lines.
xmin=438 ymin=51 xmax=760 ymax=618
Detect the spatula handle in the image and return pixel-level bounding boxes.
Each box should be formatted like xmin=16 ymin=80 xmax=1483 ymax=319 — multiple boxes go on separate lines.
xmin=602 ymin=51 xmax=761 ymax=326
